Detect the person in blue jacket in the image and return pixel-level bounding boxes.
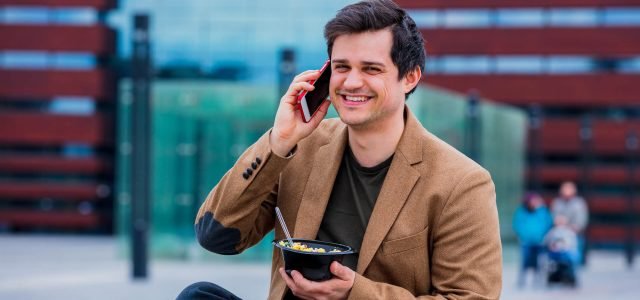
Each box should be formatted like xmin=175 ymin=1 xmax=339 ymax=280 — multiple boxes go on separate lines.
xmin=513 ymin=192 xmax=553 ymax=288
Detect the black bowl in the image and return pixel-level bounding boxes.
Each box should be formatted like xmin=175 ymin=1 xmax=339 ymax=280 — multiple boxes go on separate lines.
xmin=273 ymin=238 xmax=354 ymax=281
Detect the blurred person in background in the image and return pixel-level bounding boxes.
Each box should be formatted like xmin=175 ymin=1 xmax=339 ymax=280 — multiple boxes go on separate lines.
xmin=178 ymin=0 xmax=501 ymax=299
xmin=513 ymin=192 xmax=553 ymax=288
xmin=551 ymin=181 xmax=589 ymax=265
xmin=544 ymin=215 xmax=579 ymax=287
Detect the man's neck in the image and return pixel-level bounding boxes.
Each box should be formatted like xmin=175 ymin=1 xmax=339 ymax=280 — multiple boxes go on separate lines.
xmin=347 ymin=110 xmax=405 ymax=168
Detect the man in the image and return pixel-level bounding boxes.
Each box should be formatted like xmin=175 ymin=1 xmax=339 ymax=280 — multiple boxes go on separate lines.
xmin=179 ymin=1 xmax=502 ymax=299
xmin=551 ymin=181 xmax=589 ymax=264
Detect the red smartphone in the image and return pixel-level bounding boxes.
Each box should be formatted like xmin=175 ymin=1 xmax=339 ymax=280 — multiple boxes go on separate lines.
xmin=297 ymin=60 xmax=331 ymax=123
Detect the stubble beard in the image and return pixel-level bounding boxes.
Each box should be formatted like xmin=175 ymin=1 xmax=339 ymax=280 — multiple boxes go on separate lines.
xmin=339 ymin=100 xmax=401 ymax=132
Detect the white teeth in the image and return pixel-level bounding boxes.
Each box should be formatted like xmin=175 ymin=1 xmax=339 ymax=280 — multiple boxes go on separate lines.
xmin=345 ymin=95 xmax=368 ymax=102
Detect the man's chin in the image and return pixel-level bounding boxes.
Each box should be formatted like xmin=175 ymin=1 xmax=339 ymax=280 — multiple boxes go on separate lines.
xmin=339 ymin=117 xmax=372 ymax=129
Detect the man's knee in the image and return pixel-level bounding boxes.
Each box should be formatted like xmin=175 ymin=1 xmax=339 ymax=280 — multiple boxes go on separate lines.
xmin=176 ymin=281 xmax=240 ymax=300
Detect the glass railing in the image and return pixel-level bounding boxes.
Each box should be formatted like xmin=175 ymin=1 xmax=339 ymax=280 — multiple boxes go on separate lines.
xmin=116 ymin=80 xmax=526 ymax=261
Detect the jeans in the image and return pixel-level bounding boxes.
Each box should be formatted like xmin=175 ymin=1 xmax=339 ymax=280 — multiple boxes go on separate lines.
xmin=520 ymin=244 xmax=544 ymax=270
xmin=176 ymin=282 xmax=242 ymax=300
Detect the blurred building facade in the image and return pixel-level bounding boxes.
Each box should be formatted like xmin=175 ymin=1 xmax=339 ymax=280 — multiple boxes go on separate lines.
xmin=0 ymin=0 xmax=118 ymax=232
xmin=2 ymin=1 xmax=639 ymax=261
xmin=396 ymin=0 xmax=640 ymax=255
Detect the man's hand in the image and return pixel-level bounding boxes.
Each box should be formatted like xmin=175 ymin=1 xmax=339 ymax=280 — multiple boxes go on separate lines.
xmin=270 ymin=70 xmax=331 ymax=157
xmin=279 ymin=261 xmax=355 ymax=300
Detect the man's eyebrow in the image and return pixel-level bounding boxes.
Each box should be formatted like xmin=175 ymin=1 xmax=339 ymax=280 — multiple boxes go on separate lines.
xmin=331 ymin=59 xmax=386 ymax=67
xmin=362 ymin=61 xmax=385 ymax=67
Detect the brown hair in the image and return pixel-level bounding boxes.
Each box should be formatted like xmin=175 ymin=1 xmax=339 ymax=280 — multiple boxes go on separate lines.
xmin=324 ymin=0 xmax=426 ymax=97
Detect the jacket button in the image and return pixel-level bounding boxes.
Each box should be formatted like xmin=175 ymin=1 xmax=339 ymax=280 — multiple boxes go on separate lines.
xmin=246 ymin=168 xmax=253 ymax=176
xmin=242 ymin=172 xmax=250 ymax=180
xmin=251 ymin=162 xmax=258 ymax=169
xmin=255 ymin=157 xmax=262 ymax=165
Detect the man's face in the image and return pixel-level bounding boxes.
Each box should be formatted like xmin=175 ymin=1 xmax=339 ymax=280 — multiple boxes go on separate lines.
xmin=560 ymin=182 xmax=576 ymax=199
xmin=329 ymin=29 xmax=414 ymax=129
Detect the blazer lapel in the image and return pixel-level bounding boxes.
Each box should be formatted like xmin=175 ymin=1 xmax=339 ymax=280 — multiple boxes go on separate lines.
xmin=356 ymin=107 xmax=423 ymax=274
xmin=293 ymin=125 xmax=347 ymax=239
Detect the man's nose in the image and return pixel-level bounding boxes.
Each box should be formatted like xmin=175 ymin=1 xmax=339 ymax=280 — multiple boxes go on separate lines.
xmin=342 ymin=70 xmax=364 ymax=89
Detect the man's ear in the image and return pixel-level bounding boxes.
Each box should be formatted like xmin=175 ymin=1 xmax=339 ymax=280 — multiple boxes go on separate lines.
xmin=403 ymin=66 xmax=422 ymax=94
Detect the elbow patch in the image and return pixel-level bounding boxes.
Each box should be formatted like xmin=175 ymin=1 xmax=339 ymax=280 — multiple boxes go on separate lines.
xmin=195 ymin=212 xmax=241 ymax=255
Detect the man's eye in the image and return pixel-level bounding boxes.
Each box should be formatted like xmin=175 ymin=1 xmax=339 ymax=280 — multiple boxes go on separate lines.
xmin=334 ymin=65 xmax=349 ymax=71
xmin=365 ymin=67 xmax=381 ymax=73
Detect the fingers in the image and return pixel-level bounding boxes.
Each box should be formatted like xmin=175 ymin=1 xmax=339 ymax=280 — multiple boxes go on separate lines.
xmin=279 ymin=267 xmax=295 ymax=287
xmin=293 ymin=69 xmax=321 ymax=82
xmin=284 ymin=81 xmax=315 ymax=99
xmin=330 ymin=261 xmax=345 ymax=278
xmin=283 ymin=70 xmax=322 ymax=101
xmin=280 ymin=268 xmax=315 ymax=300
xmin=307 ymin=100 xmax=331 ymax=127
xmin=291 ymin=270 xmax=316 ymax=291
xmin=279 ymin=268 xmax=315 ymax=292
xmin=317 ymin=98 xmax=331 ymax=114
xmin=280 ymin=267 xmax=353 ymax=300
xmin=330 ymin=261 xmax=353 ymax=281
xmin=291 ymin=70 xmax=321 ymax=89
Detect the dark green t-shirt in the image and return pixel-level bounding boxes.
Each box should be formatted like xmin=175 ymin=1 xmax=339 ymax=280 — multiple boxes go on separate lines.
xmin=316 ymin=145 xmax=393 ymax=271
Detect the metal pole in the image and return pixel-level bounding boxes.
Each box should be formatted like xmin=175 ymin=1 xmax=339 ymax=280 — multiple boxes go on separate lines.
xmin=625 ymin=130 xmax=637 ymax=268
xmin=175 ymin=116 xmax=197 ymax=254
xmin=465 ymin=91 xmax=481 ymax=163
xmin=579 ymin=114 xmax=593 ymax=266
xmin=194 ymin=119 xmax=205 ymax=226
xmin=528 ymin=104 xmax=543 ymax=192
xmin=579 ymin=114 xmax=593 ymax=198
xmin=278 ymin=48 xmax=296 ymax=104
xmin=131 ymin=14 xmax=151 ymax=279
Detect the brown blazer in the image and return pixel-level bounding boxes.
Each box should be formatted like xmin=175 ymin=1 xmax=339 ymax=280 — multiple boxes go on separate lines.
xmin=195 ymin=107 xmax=502 ymax=299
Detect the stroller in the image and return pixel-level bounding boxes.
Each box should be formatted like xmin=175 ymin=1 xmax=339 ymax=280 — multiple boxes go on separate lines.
xmin=542 ymin=249 xmax=577 ymax=288
xmin=542 ymin=216 xmax=579 ymax=288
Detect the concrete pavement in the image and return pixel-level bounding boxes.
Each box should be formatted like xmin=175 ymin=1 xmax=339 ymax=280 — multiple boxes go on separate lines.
xmin=0 ymin=235 xmax=637 ymax=299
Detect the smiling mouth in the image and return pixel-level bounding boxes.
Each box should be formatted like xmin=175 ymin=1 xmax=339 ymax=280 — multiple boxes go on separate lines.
xmin=339 ymin=94 xmax=373 ymax=104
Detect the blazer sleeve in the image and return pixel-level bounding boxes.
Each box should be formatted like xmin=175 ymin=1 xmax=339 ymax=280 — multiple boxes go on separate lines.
xmin=348 ymin=169 xmax=502 ymax=300
xmin=194 ymin=129 xmax=293 ymax=255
